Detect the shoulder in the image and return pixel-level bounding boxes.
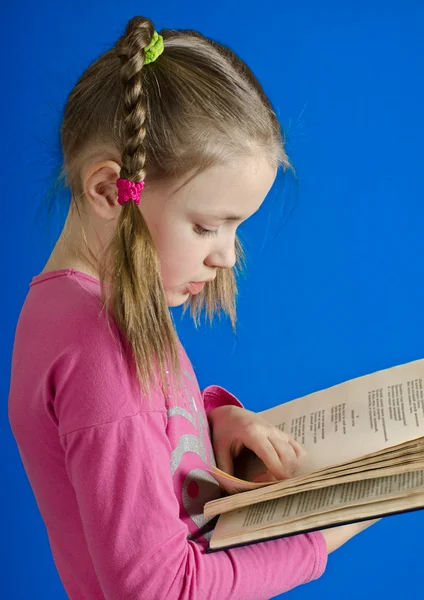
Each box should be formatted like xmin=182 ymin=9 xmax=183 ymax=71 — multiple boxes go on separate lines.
xmin=31 ymin=273 xmax=168 ymax=433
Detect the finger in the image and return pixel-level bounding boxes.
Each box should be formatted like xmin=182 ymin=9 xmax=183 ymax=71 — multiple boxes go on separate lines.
xmin=271 ymin=436 xmax=300 ymax=477
xmin=243 ymin=435 xmax=292 ymax=481
xmin=272 ymin=430 xmax=306 ymax=470
xmin=288 ymin=438 xmax=307 ymax=462
xmin=214 ymin=448 xmax=234 ymax=476
xmin=252 ymin=470 xmax=279 ymax=483
xmin=273 ymin=430 xmax=306 ymax=461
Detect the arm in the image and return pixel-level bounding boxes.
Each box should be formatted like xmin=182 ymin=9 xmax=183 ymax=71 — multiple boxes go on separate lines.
xmin=60 ymin=414 xmax=327 ymax=599
xmin=56 ymin=337 xmax=327 ymax=600
xmin=321 ymin=520 xmax=381 ymax=554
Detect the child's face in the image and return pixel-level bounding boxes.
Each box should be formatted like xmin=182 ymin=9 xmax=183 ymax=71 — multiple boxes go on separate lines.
xmin=140 ymin=154 xmax=278 ymax=307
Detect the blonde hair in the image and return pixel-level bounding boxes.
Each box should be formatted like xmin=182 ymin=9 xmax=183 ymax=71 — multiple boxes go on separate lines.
xmin=52 ymin=16 xmax=294 ymax=401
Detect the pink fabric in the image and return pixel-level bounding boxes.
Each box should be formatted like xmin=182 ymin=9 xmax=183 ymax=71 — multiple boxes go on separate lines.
xmin=8 ymin=268 xmax=327 ymax=600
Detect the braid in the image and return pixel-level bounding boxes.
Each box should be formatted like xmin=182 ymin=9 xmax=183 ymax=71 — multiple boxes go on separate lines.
xmin=104 ymin=17 xmax=181 ymax=401
xmin=115 ymin=17 xmax=153 ymax=181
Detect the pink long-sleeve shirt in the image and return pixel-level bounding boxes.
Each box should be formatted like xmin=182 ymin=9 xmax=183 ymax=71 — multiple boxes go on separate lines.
xmin=8 ymin=268 xmax=327 ymax=599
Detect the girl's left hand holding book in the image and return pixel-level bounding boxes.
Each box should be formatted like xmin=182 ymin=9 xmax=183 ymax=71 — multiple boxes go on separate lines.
xmin=207 ymin=405 xmax=306 ymax=482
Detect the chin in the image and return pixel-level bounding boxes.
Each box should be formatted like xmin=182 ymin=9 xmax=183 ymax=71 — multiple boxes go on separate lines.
xmin=165 ymin=290 xmax=190 ymax=308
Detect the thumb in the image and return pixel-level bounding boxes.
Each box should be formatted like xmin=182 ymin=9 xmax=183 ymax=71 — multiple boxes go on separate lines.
xmin=214 ymin=449 xmax=234 ymax=476
xmin=252 ymin=470 xmax=280 ymax=483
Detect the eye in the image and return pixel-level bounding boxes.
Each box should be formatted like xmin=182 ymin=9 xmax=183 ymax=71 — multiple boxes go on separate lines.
xmin=194 ymin=224 xmax=219 ymax=237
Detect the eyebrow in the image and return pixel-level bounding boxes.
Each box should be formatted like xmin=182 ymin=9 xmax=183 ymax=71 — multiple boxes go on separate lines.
xmin=205 ymin=212 xmax=243 ymax=221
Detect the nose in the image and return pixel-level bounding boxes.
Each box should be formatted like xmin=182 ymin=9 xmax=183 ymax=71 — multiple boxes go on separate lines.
xmin=204 ymin=238 xmax=237 ymax=271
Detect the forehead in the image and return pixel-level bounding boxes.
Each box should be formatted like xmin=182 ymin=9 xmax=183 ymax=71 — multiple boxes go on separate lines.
xmin=169 ymin=156 xmax=277 ymax=219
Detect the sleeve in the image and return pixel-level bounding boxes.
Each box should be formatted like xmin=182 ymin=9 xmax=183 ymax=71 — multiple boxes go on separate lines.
xmin=60 ymin=417 xmax=327 ymax=600
xmin=57 ymin=330 xmax=327 ymax=600
xmin=202 ymin=384 xmax=245 ymax=414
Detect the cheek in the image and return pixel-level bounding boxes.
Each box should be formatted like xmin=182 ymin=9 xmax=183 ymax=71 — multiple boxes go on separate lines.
xmin=154 ymin=226 xmax=200 ymax=283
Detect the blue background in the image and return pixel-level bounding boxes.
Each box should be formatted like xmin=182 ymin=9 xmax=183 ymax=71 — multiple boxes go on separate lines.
xmin=2 ymin=1 xmax=423 ymax=598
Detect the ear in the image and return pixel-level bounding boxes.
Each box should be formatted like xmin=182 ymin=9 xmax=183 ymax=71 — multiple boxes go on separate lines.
xmin=82 ymin=160 xmax=122 ymax=220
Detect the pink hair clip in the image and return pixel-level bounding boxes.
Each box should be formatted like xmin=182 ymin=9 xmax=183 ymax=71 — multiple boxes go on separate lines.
xmin=116 ymin=177 xmax=145 ymax=206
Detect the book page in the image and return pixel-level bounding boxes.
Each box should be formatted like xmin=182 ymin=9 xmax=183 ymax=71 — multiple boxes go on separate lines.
xmin=205 ymin=459 xmax=424 ymax=517
xmin=241 ymin=358 xmax=424 ymax=479
xmin=209 ymin=493 xmax=424 ymax=551
xmin=207 ymin=439 xmax=424 ymax=496
xmin=210 ymin=469 xmax=424 ymax=549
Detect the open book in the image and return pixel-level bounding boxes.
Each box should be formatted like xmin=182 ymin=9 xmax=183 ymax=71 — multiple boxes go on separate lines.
xmin=204 ymin=358 xmax=424 ymax=552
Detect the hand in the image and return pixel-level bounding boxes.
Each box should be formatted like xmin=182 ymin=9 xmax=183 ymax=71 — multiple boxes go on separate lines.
xmin=207 ymin=405 xmax=306 ymax=481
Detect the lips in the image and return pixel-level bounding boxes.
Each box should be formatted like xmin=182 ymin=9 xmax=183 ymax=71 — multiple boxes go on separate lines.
xmin=187 ymin=281 xmax=206 ymax=294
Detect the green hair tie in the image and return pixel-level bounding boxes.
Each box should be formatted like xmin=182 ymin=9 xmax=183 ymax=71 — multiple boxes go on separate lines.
xmin=144 ymin=31 xmax=164 ymax=65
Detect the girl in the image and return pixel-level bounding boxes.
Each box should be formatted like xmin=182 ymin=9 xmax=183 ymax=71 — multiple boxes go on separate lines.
xmin=8 ymin=16 xmax=378 ymax=600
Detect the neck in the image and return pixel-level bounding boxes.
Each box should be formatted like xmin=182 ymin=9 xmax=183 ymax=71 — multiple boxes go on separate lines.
xmin=42 ymin=210 xmax=102 ymax=279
